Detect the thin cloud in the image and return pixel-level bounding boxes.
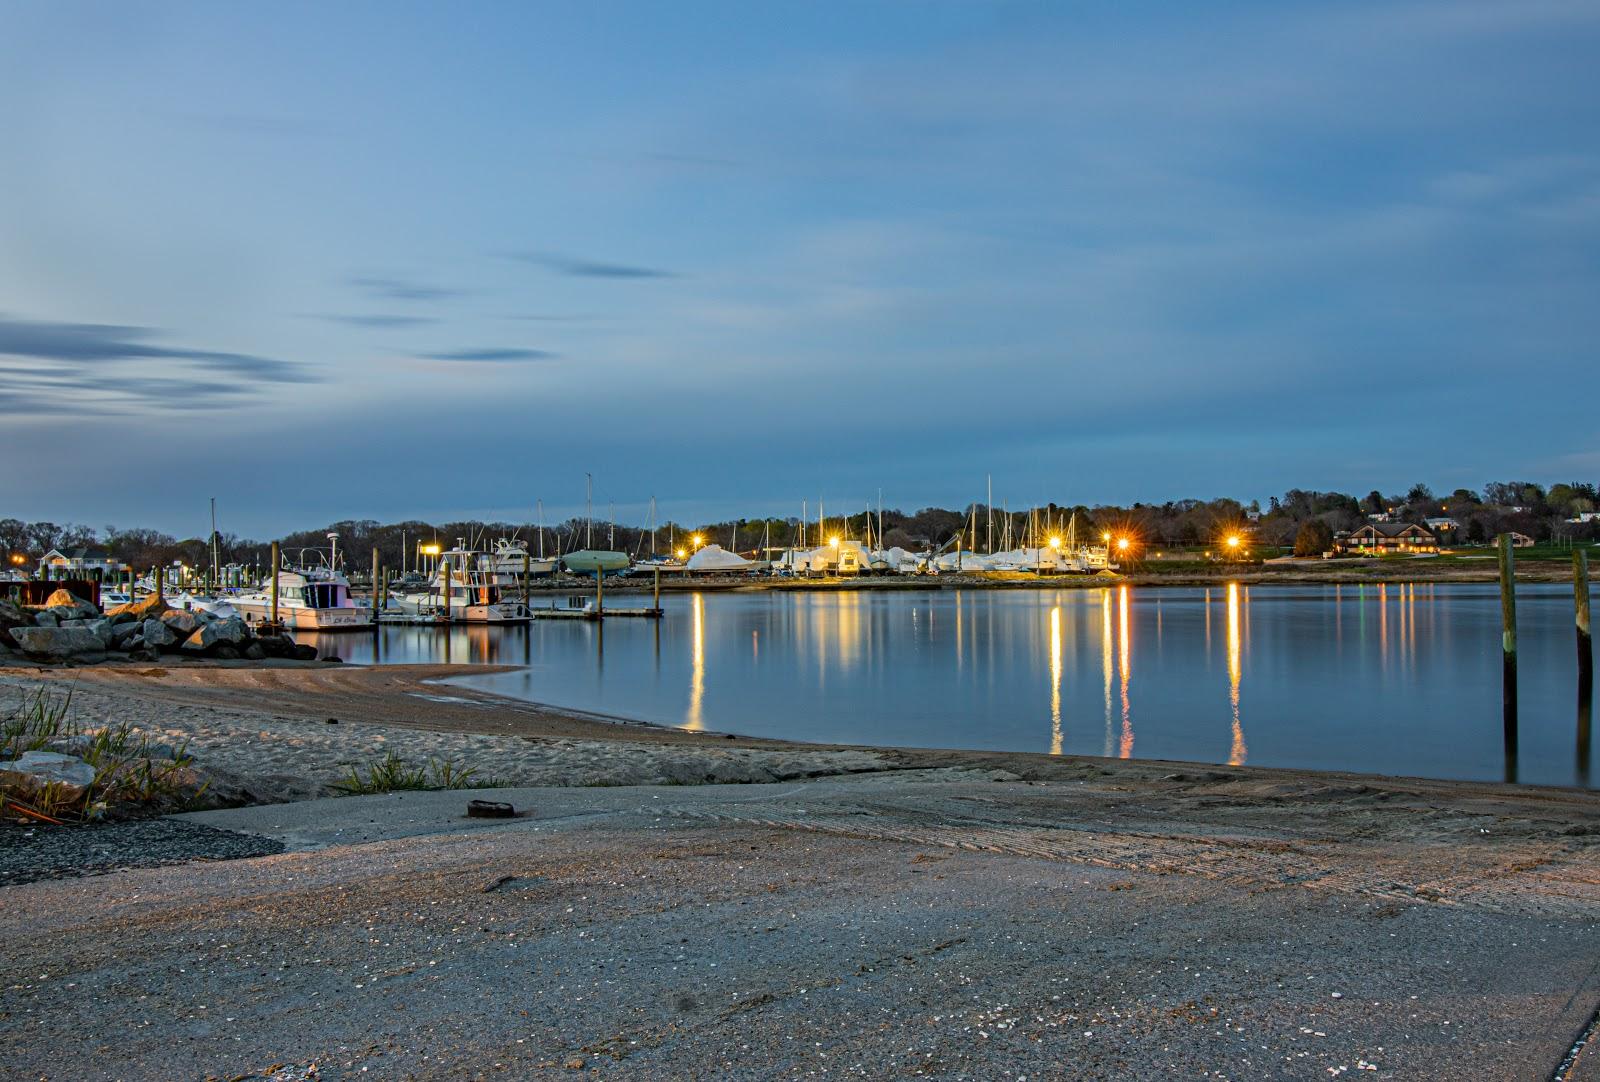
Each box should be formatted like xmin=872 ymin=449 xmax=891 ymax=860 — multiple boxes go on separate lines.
xmin=0 ymin=315 xmax=317 ymax=417
xmin=418 ymin=348 xmax=558 ymax=363
xmin=505 ymin=251 xmax=676 ymax=279
xmin=305 ymin=313 xmax=441 ymax=328
xmin=0 ymin=316 xmax=314 ymax=383
xmin=349 ymin=276 xmax=466 ymax=301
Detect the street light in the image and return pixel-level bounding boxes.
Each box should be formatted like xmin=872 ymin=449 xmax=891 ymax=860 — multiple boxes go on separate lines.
xmin=691 ymin=533 xmax=704 ymax=550
xmin=1117 ymin=537 xmax=1131 ymax=553
xmin=1047 ymin=536 xmax=1061 ymax=550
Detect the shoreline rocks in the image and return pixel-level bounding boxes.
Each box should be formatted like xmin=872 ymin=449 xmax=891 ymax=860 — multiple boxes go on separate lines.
xmin=4 ymin=591 xmax=298 ymax=665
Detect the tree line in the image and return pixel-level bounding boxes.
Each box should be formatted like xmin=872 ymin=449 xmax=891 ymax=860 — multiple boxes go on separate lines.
xmin=3 ymin=479 xmax=1595 ymax=573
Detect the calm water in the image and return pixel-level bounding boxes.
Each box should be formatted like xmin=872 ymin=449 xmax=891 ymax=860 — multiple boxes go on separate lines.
xmin=297 ymin=583 xmax=1596 ymax=788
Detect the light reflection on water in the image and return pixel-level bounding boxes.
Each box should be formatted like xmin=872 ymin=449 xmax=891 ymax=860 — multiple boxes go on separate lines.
xmin=296 ymin=583 xmax=1596 ymax=788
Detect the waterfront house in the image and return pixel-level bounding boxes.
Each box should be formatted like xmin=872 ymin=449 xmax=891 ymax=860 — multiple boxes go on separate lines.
xmin=1337 ymin=522 xmax=1439 ymax=554
xmin=36 ymin=547 xmax=130 ymax=579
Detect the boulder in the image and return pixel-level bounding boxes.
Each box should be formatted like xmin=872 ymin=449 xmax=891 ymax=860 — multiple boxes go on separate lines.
xmin=8 ymin=625 xmax=107 ymax=660
xmin=181 ymin=616 xmax=248 ymax=653
xmin=0 ymin=751 xmax=97 ymax=802
xmin=105 ymin=593 xmax=169 ymax=623
xmin=255 ymin=634 xmax=297 ymax=658
xmin=87 ymin=618 xmax=115 ymax=648
xmin=142 ymin=618 xmax=179 ymax=648
xmin=33 ymin=611 xmax=59 ymax=628
xmin=243 ymin=641 xmax=266 ymax=661
xmin=292 ymin=644 xmax=318 ymax=661
xmin=160 ymin=610 xmax=201 ymax=636
xmin=43 ymin=588 xmax=99 ymax=620
xmin=0 ymin=599 xmax=32 ymax=648
xmin=111 ymin=620 xmax=144 ymax=646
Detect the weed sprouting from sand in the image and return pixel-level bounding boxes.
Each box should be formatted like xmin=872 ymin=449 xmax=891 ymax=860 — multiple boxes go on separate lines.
xmin=2 ymin=684 xmax=200 ymax=821
xmin=2 ymin=685 xmax=74 ymax=759
xmin=333 ymin=752 xmax=505 ymax=795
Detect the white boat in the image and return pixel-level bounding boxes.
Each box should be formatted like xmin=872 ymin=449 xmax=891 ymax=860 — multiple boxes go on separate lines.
xmin=391 ymin=545 xmax=528 ymax=623
xmin=170 ymin=591 xmax=241 ymax=618
xmin=484 ymin=538 xmax=557 ymax=585
xmin=232 ymin=567 xmax=374 ymax=630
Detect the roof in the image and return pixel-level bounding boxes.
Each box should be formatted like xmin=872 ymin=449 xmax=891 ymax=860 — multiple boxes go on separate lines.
xmin=1356 ymin=521 xmax=1435 ymax=539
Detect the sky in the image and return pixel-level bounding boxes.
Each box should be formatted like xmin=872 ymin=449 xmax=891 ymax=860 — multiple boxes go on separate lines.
xmin=2 ymin=1 xmax=1598 ymax=538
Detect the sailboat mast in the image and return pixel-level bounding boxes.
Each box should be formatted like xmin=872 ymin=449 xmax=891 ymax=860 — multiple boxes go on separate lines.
xmin=986 ymin=475 xmax=993 ymax=554
xmin=585 ymin=474 xmax=593 ymax=549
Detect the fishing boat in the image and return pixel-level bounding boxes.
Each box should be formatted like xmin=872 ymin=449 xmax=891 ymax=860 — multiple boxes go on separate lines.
xmin=391 ymin=544 xmax=528 ymax=623
xmin=232 ymin=567 xmax=374 ymax=630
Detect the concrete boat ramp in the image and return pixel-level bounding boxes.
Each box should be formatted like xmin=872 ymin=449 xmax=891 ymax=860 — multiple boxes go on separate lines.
xmin=3 ymin=772 xmax=1599 ymax=1079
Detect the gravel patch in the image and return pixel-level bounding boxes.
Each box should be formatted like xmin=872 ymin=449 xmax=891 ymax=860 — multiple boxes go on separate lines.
xmin=0 ymin=818 xmax=284 ymax=886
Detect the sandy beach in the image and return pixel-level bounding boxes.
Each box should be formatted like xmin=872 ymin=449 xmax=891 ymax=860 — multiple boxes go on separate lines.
xmin=3 ymin=660 xmax=1599 ymax=1078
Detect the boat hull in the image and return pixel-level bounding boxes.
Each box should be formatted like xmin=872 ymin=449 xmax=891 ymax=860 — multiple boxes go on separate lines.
xmin=233 ymin=599 xmax=374 ymax=630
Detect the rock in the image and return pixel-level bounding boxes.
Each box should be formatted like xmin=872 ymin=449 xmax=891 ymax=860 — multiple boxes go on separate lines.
xmin=256 ymin=635 xmax=297 ymax=658
xmin=213 ymin=645 xmax=241 ymax=660
xmin=87 ymin=618 xmax=115 ymax=648
xmin=1 ymin=599 xmax=32 ymax=648
xmin=181 ymin=616 xmax=248 ymax=653
xmin=127 ymin=646 xmax=161 ymax=662
xmin=0 ymin=751 xmax=97 ymax=802
xmin=42 ymin=588 xmax=99 ymax=620
xmin=292 ymin=644 xmax=318 ymax=661
xmin=33 ymin=611 xmax=59 ymax=627
xmin=142 ymin=618 xmax=179 ymax=648
xmin=111 ymin=621 xmax=143 ymax=646
xmin=8 ymin=625 xmax=107 ymax=660
xmin=243 ymin=641 xmax=266 ymax=660
xmin=160 ymin=610 xmax=202 ymax=636
xmin=105 ymin=593 xmax=169 ymax=623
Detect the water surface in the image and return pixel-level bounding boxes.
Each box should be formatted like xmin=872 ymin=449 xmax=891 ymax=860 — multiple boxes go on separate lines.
xmin=298 ymin=583 xmax=1595 ymax=788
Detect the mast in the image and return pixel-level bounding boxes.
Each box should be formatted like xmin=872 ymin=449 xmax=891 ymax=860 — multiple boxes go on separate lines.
xmin=585 ymin=474 xmax=593 ymax=549
xmin=537 ymin=500 xmax=545 ymax=559
xmin=650 ymin=496 xmax=657 ymax=557
xmin=986 ymin=474 xmax=993 ymax=554
xmin=801 ymin=500 xmax=806 ymax=549
xmin=209 ymin=496 xmax=218 ymax=591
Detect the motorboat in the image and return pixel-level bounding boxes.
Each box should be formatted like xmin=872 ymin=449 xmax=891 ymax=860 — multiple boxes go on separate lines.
xmin=232 ymin=567 xmax=375 ymax=630
xmin=484 ymin=537 xmax=557 ymax=585
xmin=391 ymin=545 xmax=528 ymax=623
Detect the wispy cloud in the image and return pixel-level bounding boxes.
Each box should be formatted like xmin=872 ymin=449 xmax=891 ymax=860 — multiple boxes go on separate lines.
xmin=0 ymin=315 xmax=317 ymax=416
xmin=418 ymin=348 xmax=557 ymax=363
xmin=305 ymin=313 xmax=441 ymax=328
xmin=505 ymin=251 xmax=676 ymax=279
xmin=349 ymin=276 xmax=467 ymax=301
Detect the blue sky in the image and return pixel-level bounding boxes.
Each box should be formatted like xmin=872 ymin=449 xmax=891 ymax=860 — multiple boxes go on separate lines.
xmin=2 ymin=1 xmax=1597 ymax=537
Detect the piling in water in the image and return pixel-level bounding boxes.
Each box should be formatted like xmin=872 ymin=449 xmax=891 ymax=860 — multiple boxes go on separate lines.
xmin=269 ymin=541 xmax=280 ymax=629
xmin=1499 ymin=534 xmax=1518 ymax=764
xmin=1577 ymin=549 xmax=1593 ymax=695
xmin=371 ymin=546 xmax=380 ymax=623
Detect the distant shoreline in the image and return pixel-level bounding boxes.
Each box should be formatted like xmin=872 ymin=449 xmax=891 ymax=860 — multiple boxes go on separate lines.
xmin=519 ymin=560 xmax=1580 ymax=595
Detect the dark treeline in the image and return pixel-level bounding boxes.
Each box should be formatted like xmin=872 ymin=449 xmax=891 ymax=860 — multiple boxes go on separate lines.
xmin=4 ymin=480 xmax=1596 ymax=572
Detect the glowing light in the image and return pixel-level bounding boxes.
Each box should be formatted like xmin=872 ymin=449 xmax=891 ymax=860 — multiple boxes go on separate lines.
xmin=421 ymin=543 xmax=441 ymax=556
xmin=1101 ymin=531 xmax=1112 ymax=543
xmin=1226 ymin=535 xmax=1241 ymax=549
xmin=691 ymin=534 xmax=704 ymax=548
xmin=1117 ymin=537 xmax=1131 ymax=552
xmin=829 ymin=536 xmax=840 ymax=547
xmin=675 ymin=548 xmax=686 ymax=560
xmin=1048 ymin=536 xmax=1061 ymax=549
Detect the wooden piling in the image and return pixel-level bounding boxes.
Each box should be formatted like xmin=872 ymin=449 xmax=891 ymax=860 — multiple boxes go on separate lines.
xmin=440 ymin=558 xmax=451 ymax=621
xmin=595 ymin=568 xmax=604 ymax=616
xmin=154 ymin=565 xmax=164 ymax=601
xmin=269 ymin=541 xmax=280 ymax=629
xmin=523 ymin=551 xmax=531 ymax=606
xmin=1499 ymin=534 xmax=1518 ymax=761
xmin=371 ymin=546 xmax=381 ymax=623
xmin=653 ymin=565 xmax=661 ymax=613
xmin=1577 ymin=549 xmax=1592 ymax=695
